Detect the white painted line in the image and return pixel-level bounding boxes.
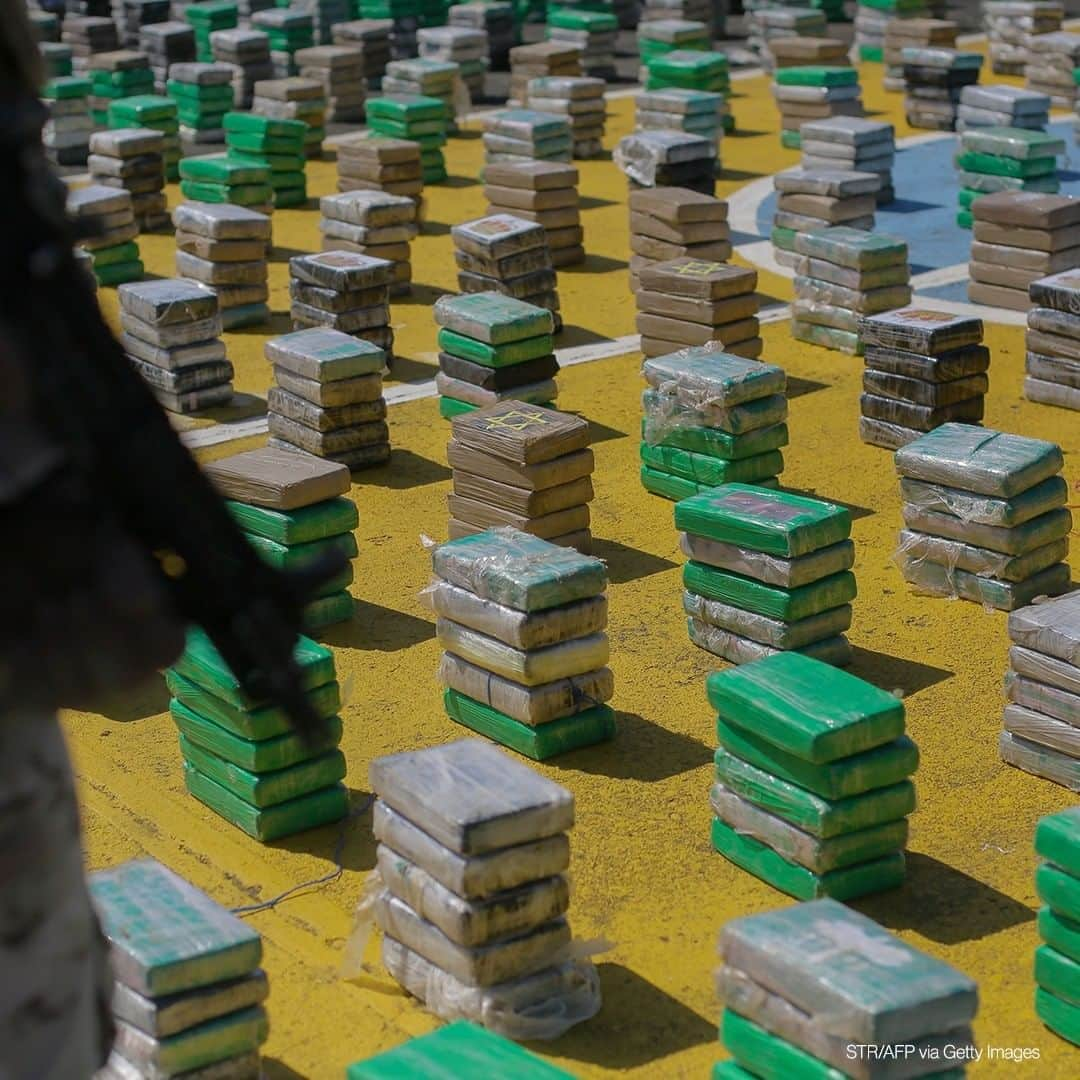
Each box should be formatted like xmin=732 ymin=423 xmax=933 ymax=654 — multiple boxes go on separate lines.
xmin=181 ymin=416 xmax=270 ymax=450
xmin=910 ymin=263 xmax=970 ymax=289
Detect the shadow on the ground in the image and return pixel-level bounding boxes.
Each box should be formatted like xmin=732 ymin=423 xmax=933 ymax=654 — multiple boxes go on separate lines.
xmin=320 ymin=599 xmax=436 ymax=652
xmin=846 ymin=645 xmax=953 ymax=697
xmin=590 ymin=537 xmax=677 ymax=584
xmin=271 ymin=791 xmax=376 ymax=874
xmin=565 ymin=712 xmax=713 ymax=783
xmin=351 ymin=448 xmax=451 ymax=491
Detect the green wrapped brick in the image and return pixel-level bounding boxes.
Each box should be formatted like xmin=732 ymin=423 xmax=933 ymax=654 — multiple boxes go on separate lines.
xmin=793 ymin=227 xmax=907 ymax=271
xmin=954 ymin=151 xmax=1056 ymax=179
xmin=108 ymin=95 xmax=177 ymax=125
xmin=95 ymin=260 xmax=144 ymax=286
xmin=438 ymin=328 xmax=555 ymax=367
xmin=366 ymin=94 xmax=446 ymax=123
xmin=225 ymin=496 xmax=358 ymax=545
xmin=684 ymin=562 xmax=856 ymax=622
xmin=1036 ymin=945 xmax=1080 ymax=1006
xmin=184 ymin=763 xmax=348 ymax=841
xmin=706 ymin=653 xmax=905 ymax=763
xmin=1036 ymin=807 xmax=1080 ymax=877
xmin=780 ymin=130 xmax=802 ymax=149
xmin=715 ymin=727 xmax=919 ymax=801
xmin=641 ymin=466 xmax=713 ymax=501
xmin=42 ymin=75 xmax=91 ymax=100
xmin=245 ymin=530 xmax=357 ymax=572
xmin=444 ymin=689 xmax=616 ymax=761
xmin=303 ymin=591 xmax=355 ymax=631
xmin=179 ymin=180 xmax=273 ymax=206
xmin=641 ymin=415 xmax=789 ymax=460
xmin=90 ymin=241 xmax=141 ymax=268
xmin=166 ymin=670 xmax=340 ymax=742
xmin=715 ymin=746 xmax=917 ymax=838
xmin=712 ymin=817 xmax=905 ymax=900
xmin=675 ymin=484 xmax=851 ymax=557
xmin=346 ymin=1021 xmax=577 ymax=1079
xmin=1039 ymin=862 xmax=1080 ymax=924
xmin=1041 ymin=907 xmax=1080 ymax=965
xmin=640 ymin=445 xmax=783 ymax=487
xmin=1036 ymin=986 xmax=1080 ymax=1045
xmin=435 ymin=292 xmax=555 ymax=344
xmin=775 ymin=66 xmax=858 ymax=88
xmin=178 ymin=155 xmax=268 ymax=185
xmin=224 ymin=111 xmax=305 ymax=138
xmin=440 ymin=396 xmax=479 ymax=418
xmin=226 ymin=130 xmax=305 ymax=155
xmin=180 ymin=736 xmax=346 ymax=809
xmin=772 ymin=225 xmax=797 ymax=251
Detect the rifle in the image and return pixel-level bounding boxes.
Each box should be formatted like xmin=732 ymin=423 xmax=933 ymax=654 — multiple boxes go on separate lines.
xmin=0 ymin=98 xmax=342 ymax=740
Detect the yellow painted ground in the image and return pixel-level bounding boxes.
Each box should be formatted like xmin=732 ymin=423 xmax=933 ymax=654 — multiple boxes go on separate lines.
xmin=68 ymin=55 xmax=1080 ymax=1079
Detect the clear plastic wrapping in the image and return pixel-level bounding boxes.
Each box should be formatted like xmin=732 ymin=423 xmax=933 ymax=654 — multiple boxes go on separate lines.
xmin=1003 ymin=704 xmax=1080 ymax=759
xmin=896 ymin=528 xmax=1068 ymax=583
xmin=642 ymin=348 xmax=785 ymax=409
xmin=111 ymin=972 xmax=268 ymax=1040
xmin=1010 ymin=645 xmax=1080 ymax=696
xmin=118 ymin=278 xmax=219 ymax=327
xmin=688 ymin=617 xmax=852 ymax=668
xmin=642 ymin=387 xmax=788 ymax=439
xmin=859 ymin=309 xmax=982 ymax=354
xmin=1000 ymin=730 xmax=1080 ymax=790
xmin=1006 ymin=672 xmax=1080 ymax=725
xmin=680 ymin=533 xmax=854 ymax=588
xmin=98 ymin=1049 xmax=261 ymax=1080
xmin=684 ymin=590 xmax=852 ymax=650
xmin=1007 ymin=590 xmax=1080 ymax=665
xmin=791 ymin=298 xmax=859 ymax=334
xmin=1029 ymin=269 xmax=1080 ymax=314
xmin=901 ymin=502 xmax=1072 ymax=556
xmin=614 ymin=130 xmax=714 ymax=185
xmin=774 ymin=167 xmax=882 ymax=199
xmin=959 ymin=125 xmax=1065 ymax=160
xmin=794 ymin=277 xmax=911 ymax=315
xmin=792 ymin=227 xmax=908 ymax=270
xmin=899 ymin=475 xmax=1067 ymax=528
xmin=897 ymin=551 xmax=1071 ymax=610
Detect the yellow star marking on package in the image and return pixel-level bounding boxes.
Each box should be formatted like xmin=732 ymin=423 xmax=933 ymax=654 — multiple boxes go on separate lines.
xmin=480 ymin=407 xmax=553 ymax=431
xmin=673 ymin=260 xmax=726 ymax=276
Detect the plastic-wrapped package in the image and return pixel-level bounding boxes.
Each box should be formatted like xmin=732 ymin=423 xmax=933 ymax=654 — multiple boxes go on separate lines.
xmin=377 ymin=846 xmax=570 ymax=948
xmin=452 ymin=403 xmax=589 ymax=465
xmin=791 ymin=320 xmax=862 ymax=354
xmin=716 ymin=723 xmax=918 ymax=801
xmin=685 ymin=562 xmax=857 ymax=622
xmin=774 ymin=167 xmax=881 ymax=199
xmin=112 ymin=973 xmax=268 ymax=1040
xmin=1030 ymin=268 xmax=1080 ymax=313
xmin=613 ymin=129 xmax=714 ymax=184
xmin=860 ymin=391 xmax=984 ymax=431
xmin=438 ymin=653 xmax=613 ymax=727
xmin=642 ymin=348 xmax=785 ymax=408
xmin=1006 ymin=672 xmax=1080 ymax=725
xmin=1035 ymin=806 xmax=1080 ymax=873
xmin=432 ymin=528 xmax=606 ymax=612
xmin=1007 ymin=590 xmax=1080 ymax=665
xmin=794 ymin=276 xmax=911 ymax=315
xmin=265 ymin=326 xmax=386 ymax=380
xmin=791 ymin=257 xmax=911 ymax=293
xmin=894 ymin=423 xmax=1065 ymax=497
xmin=707 ymin=652 xmax=904 ymax=764
xmin=688 ymin=619 xmax=852 ymax=667
xmin=381 ymin=936 xmax=601 ymax=1041
xmin=684 ymin=591 xmax=852 ymax=650
xmin=640 ymin=444 xmax=782 ymax=487
xmin=898 ymin=552 xmax=1071 ymax=610
xmin=1010 ymin=646 xmax=1080 ymax=696
xmin=900 ymin=474 xmax=1067 ymax=527
xmin=716 ymin=966 xmax=973 ymax=1080
xmin=643 ymin=387 xmax=788 ymax=436
xmin=373 ymin=802 xmax=571 ymax=899
xmin=434 ymin=291 xmax=554 ymax=344
xmin=223 ymin=496 xmax=357 ymax=545
xmin=864 ymin=370 xmax=989 ymax=408
xmin=1000 ymin=730 xmax=1080 ymax=791
xmin=119 ymin=278 xmax=219 ymax=326
xmin=858 ymin=416 xmax=921 ymax=450
xmin=99 ymin=1049 xmax=260 ymax=1080
xmin=710 ymin=784 xmax=907 ymax=874
xmin=1028 ymin=306 xmax=1080 ymax=340
xmin=1003 ymin=703 xmax=1080 ymax=756
xmin=901 ymin=503 xmax=1072 ymax=556
xmin=1039 ymin=906 xmax=1080 ymax=965
xmin=860 ymin=309 xmax=983 ymax=354
xmin=897 ymin=529 xmax=1068 ymax=583
xmin=680 ymin=533 xmax=854 ymax=588
xmin=792 ymin=226 xmax=908 ymax=270
xmin=437 ymin=619 xmax=608 ymax=686
xmin=719 ymin=898 xmax=979 ymax=1044
xmin=714 ymin=746 xmax=917 ymax=839
xmin=675 ymin=484 xmax=851 ymax=557
xmin=960 ymin=125 xmax=1065 ymax=160
xmin=792 ymin=297 xmax=859 ymax=334
xmin=449 ymin=470 xmax=592 ymax=518
xmin=1025 ymin=376 xmax=1080 ymax=409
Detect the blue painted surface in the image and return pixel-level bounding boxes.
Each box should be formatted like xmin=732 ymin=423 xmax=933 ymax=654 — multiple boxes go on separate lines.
xmin=754 ymin=118 xmax=1080 ymax=302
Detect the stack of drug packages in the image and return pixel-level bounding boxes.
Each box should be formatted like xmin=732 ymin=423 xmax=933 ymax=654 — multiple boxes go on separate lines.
xmin=1025 ymin=269 xmax=1080 ymax=410
xmin=716 ymin=900 xmax=979 ymax=1075
xmin=331 ymin=20 xmax=393 ymax=89
xmin=166 ymin=626 xmax=348 ymax=839
xmin=526 ymin=77 xmax=606 ymax=160
xmin=418 ymin=26 xmax=489 ymax=102
xmin=168 ymin=62 xmax=234 ymax=146
xmin=801 ymin=116 xmax=896 ymax=205
xmin=212 ymin=28 xmax=274 ymax=109
xmin=883 ymin=15 xmax=956 ymax=90
xmin=382 ymin=57 xmax=460 ymax=125
xmin=251 ymin=76 xmax=326 ymax=159
xmin=958 ymin=83 xmax=1050 ymax=132
xmin=350 ymin=2 xmax=420 ymax=65
xmin=252 ymin=7 xmax=315 ymax=78
xmin=634 ymin=87 xmax=727 ymax=151
xmin=748 ymin=8 xmax=827 ymax=68
xmin=433 ymin=292 xmax=559 ymax=419
xmin=177 ymin=153 xmax=273 ymax=217
xmin=368 ymin=739 xmax=603 ymax=1032
xmin=366 ymin=94 xmax=449 ymax=185
xmin=637 ymin=19 xmax=709 ymax=70
xmin=90 ymin=859 xmax=269 ymax=1079
xmin=294 ymin=0 xmax=352 ymax=45
xmin=40 ymin=41 xmax=74 ymax=80
xmin=334 ymin=132 xmax=424 ymax=210
xmin=114 ymin=0 xmax=170 ymax=47
xmin=483 ymin=161 xmax=583 ymax=270
xmin=1001 ymin=593 xmax=1080 ymax=787
xmin=224 ymin=109 xmax=308 ymax=208
xmin=547 ymin=9 xmax=617 ymax=81
xmin=451 ymin=3 xmax=514 ymax=72
xmin=858 ymin=309 xmax=988 ymax=450
xmin=902 ymin=46 xmax=983 ymax=130
xmin=29 ymin=7 xmax=60 ymax=44
xmin=709 ymin=654 xmax=916 ymax=898
xmin=295 ymin=44 xmax=367 ymax=122
xmin=429 ymin=534 xmax=613 ymax=756
xmin=1034 ymin=808 xmax=1080 ymax=1041
xmin=62 ymin=15 xmax=119 ymax=74
xmin=968 ymin=191 xmax=1079 ymax=309
xmin=42 ymin=76 xmax=93 ymax=167
xmin=266 ymin=328 xmax=390 ymax=470
xmin=614 ymin=130 xmax=717 ymax=197
xmin=636 ymin=258 xmax=760 ymax=362
xmin=452 ymin=214 xmax=562 ymax=330
xmin=446 ymin=403 xmax=593 ymax=548
xmin=320 ymin=190 xmax=417 ymax=298
xmin=1025 ymin=30 xmax=1080 ymax=108
xmin=766 ymin=36 xmax=851 ymax=74
xmin=87 ymin=50 xmax=155 ymax=125
xmin=88 ymin=128 xmax=169 ymax=233
xmin=985 ymin=0 xmax=1063 ymax=76
xmin=205 ymin=445 xmax=359 ymax=632
xmin=854 ymin=0 xmax=928 ymax=64
xmin=771 ymin=167 xmax=880 ymax=268
xmin=894 ymin=422 xmax=1073 ymax=610
xmin=508 ymin=42 xmax=582 ymax=107
xmin=140 ymin=21 xmax=196 ymax=92
xmin=117 ymin=278 xmax=233 ymax=412
xmin=185 ymin=0 xmax=238 ymax=63
xmin=348 ymin=1022 xmax=581 ymax=1078
xmin=771 ymin=65 xmax=864 ymax=151
xmin=640 ymin=0 xmax=715 ymax=29
xmin=482 ymin=108 xmax=573 ymax=166
xmin=107 ymin=94 xmax=181 ymax=180
xmin=791 ymin=226 xmax=911 ymax=355
xmin=677 ymin=485 xmax=855 ymax=667
xmin=287 ymin=251 xmax=395 ymax=358
xmin=639 ymin=347 xmax=786 ymax=501
xmin=174 ymin=201 xmax=271 ymax=329
xmin=68 ymin=185 xmax=144 ymax=287
xmin=629 ymin=187 xmax=731 ymax=291
xmin=644 ymin=49 xmax=733 ymax=135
